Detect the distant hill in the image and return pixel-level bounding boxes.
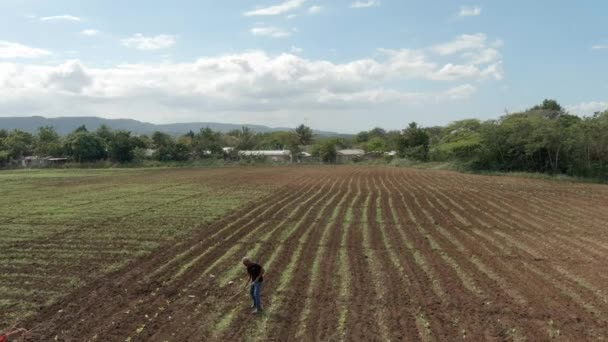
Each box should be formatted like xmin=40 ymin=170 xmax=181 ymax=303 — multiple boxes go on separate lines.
xmin=0 ymin=116 xmax=344 ymax=137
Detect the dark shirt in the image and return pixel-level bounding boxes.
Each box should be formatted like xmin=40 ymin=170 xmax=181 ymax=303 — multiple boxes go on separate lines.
xmin=247 ymin=263 xmax=264 ymax=282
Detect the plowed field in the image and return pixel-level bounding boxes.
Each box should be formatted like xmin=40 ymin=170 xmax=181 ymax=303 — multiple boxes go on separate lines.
xmin=6 ymin=166 xmax=608 ymax=341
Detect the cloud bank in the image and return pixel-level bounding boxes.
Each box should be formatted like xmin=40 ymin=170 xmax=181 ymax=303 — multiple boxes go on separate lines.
xmin=0 ymin=33 xmax=504 ymax=129
xmin=121 ymin=34 xmax=176 ymax=50
xmin=244 ymin=0 xmax=306 ymax=16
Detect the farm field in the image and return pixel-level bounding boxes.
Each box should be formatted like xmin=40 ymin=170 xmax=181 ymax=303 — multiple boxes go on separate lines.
xmin=0 ymin=167 xmax=308 ymax=329
xmin=3 ymin=166 xmax=608 ymax=341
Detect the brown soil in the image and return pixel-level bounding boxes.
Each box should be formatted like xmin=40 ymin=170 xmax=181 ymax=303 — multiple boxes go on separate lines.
xmin=14 ymin=166 xmax=608 ymax=341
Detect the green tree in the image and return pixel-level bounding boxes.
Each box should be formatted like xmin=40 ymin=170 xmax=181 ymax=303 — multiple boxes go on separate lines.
xmin=369 ymin=127 xmax=387 ymax=139
xmin=279 ymin=132 xmax=301 ymax=161
xmin=355 ymin=131 xmax=370 ymax=143
xmin=295 ymin=124 xmax=314 ymax=145
xmin=64 ymin=132 xmax=106 ymax=162
xmin=531 ymin=99 xmax=563 ymax=112
xmin=399 ymin=122 xmax=430 ymax=161
xmin=4 ymin=130 xmax=34 ymax=159
xmin=35 ymin=126 xmax=63 ymax=156
xmin=108 ymin=130 xmax=138 ymax=163
xmin=312 ymin=140 xmax=337 ymax=163
xmin=193 ymin=127 xmax=223 ymax=158
xmin=150 ymin=131 xmax=192 ymax=161
xmin=311 ymin=138 xmax=345 ymax=163
xmin=355 ymin=127 xmax=386 ymax=144
xmin=152 ymin=131 xmax=173 ymax=148
xmin=385 ymin=130 xmax=401 ymax=151
xmin=229 ymin=127 xmax=256 ymax=150
xmin=172 ymin=142 xmax=191 ymax=161
xmin=74 ymin=125 xmax=89 ymax=133
xmin=136 ymin=135 xmax=152 ymax=149
xmin=0 ymin=150 xmax=9 ymax=167
xmin=431 ymin=119 xmax=482 ymax=161
xmin=365 ymin=137 xmax=388 ymax=152
xmin=95 ymin=125 xmax=113 ymax=144
xmin=0 ymin=129 xmax=9 ymax=166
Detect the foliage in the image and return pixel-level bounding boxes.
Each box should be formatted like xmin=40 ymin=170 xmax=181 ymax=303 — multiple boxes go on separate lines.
xmin=95 ymin=124 xmax=114 ymax=144
xmin=430 ymin=119 xmax=482 ymax=161
xmin=1 ymin=100 xmax=606 ymax=179
xmin=3 ymin=130 xmax=35 ymax=159
xmin=365 ymin=137 xmax=388 ymax=152
xmin=295 ymin=124 xmax=314 ymax=145
xmin=228 ymin=126 xmax=257 ymax=150
xmin=312 ymin=139 xmax=342 ymax=163
xmin=193 ymin=127 xmax=223 ymax=158
xmin=398 ymin=122 xmax=430 ymax=161
xmin=108 ymin=130 xmax=139 ymax=163
xmin=0 ymin=150 xmax=8 ymax=167
xmin=64 ymin=131 xmax=106 ymax=162
xmin=35 ymin=126 xmax=63 ymax=157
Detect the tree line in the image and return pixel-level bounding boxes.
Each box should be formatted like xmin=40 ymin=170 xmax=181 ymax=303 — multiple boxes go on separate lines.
xmin=1 ymin=99 xmax=607 ymax=179
xmin=0 ymin=124 xmax=316 ymax=165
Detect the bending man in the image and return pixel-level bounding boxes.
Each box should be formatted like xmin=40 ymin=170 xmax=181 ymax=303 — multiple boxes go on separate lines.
xmin=242 ymin=257 xmax=265 ymax=314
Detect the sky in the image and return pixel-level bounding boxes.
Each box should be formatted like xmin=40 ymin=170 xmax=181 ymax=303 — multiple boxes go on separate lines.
xmin=0 ymin=0 xmax=607 ymax=133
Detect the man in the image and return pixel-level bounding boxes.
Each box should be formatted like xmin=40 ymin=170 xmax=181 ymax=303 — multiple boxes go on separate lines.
xmin=242 ymin=257 xmax=264 ymax=314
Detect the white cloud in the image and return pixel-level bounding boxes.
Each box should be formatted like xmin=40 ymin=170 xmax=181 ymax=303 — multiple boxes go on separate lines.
xmin=81 ymin=29 xmax=100 ymax=36
xmin=459 ymin=6 xmax=481 ymax=17
xmin=121 ymin=34 xmax=176 ymax=50
xmin=432 ymin=33 xmax=487 ymax=55
xmin=445 ymin=84 xmax=477 ymax=100
xmin=251 ymin=26 xmax=292 ymax=38
xmin=0 ymin=34 xmax=503 ymax=129
xmin=592 ymin=44 xmax=608 ymax=50
xmin=45 ymin=60 xmax=92 ymax=93
xmin=463 ymin=48 xmax=501 ymax=65
xmin=244 ymin=0 xmax=306 ymax=16
xmin=40 ymin=15 xmax=82 ymax=22
xmin=431 ymin=64 xmax=480 ymax=81
xmin=290 ymin=46 xmax=303 ymax=54
xmin=286 ymin=14 xmax=298 ymax=19
xmin=566 ymin=101 xmax=608 ymax=115
xmin=350 ymin=0 xmax=381 ymax=9
xmin=308 ymin=6 xmax=322 ymax=14
xmin=0 ymin=41 xmax=51 ymax=59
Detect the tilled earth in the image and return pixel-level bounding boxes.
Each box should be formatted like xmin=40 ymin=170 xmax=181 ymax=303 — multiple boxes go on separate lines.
xmin=11 ymin=166 xmax=608 ymax=341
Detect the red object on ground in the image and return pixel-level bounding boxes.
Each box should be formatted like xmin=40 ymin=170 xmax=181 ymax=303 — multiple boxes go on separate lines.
xmin=0 ymin=334 xmax=7 ymax=342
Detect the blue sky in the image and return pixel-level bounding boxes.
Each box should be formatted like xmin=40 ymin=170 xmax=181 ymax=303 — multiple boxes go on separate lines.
xmin=0 ymin=0 xmax=606 ymax=132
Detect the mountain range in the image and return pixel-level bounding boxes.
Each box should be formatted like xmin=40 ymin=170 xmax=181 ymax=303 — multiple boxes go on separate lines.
xmin=0 ymin=116 xmax=344 ymax=136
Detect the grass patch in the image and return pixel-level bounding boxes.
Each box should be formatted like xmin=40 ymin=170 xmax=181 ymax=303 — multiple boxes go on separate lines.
xmin=0 ymin=167 xmax=278 ymax=326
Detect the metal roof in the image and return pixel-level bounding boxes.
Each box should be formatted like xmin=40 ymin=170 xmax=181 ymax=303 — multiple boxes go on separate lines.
xmin=238 ymin=150 xmax=291 ymax=156
xmin=337 ymin=149 xmax=365 ymax=155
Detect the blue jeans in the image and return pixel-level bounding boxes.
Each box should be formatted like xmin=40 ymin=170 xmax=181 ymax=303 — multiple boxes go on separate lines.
xmin=250 ymin=281 xmax=263 ymax=311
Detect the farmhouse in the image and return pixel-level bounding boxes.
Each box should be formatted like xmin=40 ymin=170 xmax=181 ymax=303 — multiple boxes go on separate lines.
xmin=20 ymin=156 xmax=68 ymax=168
xmin=144 ymin=149 xmax=156 ymax=158
xmin=238 ymin=150 xmax=292 ymax=162
xmin=47 ymin=158 xmax=68 ymax=166
xmin=385 ymin=150 xmax=398 ymax=157
xmin=336 ymin=149 xmax=365 ymax=163
xmin=21 ymin=156 xmax=43 ymax=168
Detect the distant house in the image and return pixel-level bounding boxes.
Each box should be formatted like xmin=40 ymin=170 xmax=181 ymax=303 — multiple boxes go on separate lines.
xmin=47 ymin=157 xmax=68 ymax=166
xmin=21 ymin=156 xmax=43 ymax=168
xmin=238 ymin=150 xmax=292 ymax=162
xmin=385 ymin=150 xmax=398 ymax=157
xmin=337 ymin=149 xmax=366 ymax=163
xmin=144 ymin=149 xmax=156 ymax=158
xmin=297 ymin=151 xmax=314 ymax=163
xmin=20 ymin=156 xmax=68 ymax=168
